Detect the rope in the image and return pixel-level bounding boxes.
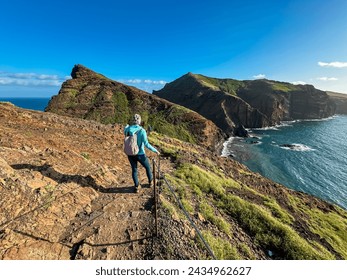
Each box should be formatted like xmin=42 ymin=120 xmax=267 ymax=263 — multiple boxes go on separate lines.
xmin=153 ymin=157 xmax=217 ymax=260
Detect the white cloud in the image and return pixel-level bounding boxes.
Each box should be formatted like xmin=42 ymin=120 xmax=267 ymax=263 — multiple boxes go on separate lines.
xmin=144 ymin=79 xmax=167 ymax=85
xmin=5 ymin=73 xmax=60 ymax=80
xmin=318 ymin=61 xmax=347 ymax=68
xmin=317 ymin=77 xmax=338 ymax=81
xmin=125 ymin=79 xmax=142 ymax=84
xmin=292 ymin=81 xmax=307 ymax=85
xmin=0 ymin=71 xmax=66 ymax=87
xmin=253 ymin=74 xmax=266 ymax=79
xmin=116 ymin=78 xmax=167 ymax=93
xmin=119 ymin=79 xmax=167 ymax=85
xmin=117 ymin=79 xmax=167 ymax=85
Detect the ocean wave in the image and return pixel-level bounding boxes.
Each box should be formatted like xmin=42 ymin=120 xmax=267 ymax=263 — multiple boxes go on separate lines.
xmin=290 ymin=116 xmax=336 ymax=123
xmin=248 ymin=133 xmax=263 ymax=139
xmin=253 ymin=116 xmax=335 ymax=131
xmin=253 ymin=126 xmax=280 ymax=131
xmin=252 ymin=122 xmax=294 ymax=130
xmin=221 ymin=136 xmax=236 ymax=157
xmin=279 ymin=143 xmax=315 ymax=151
xmin=244 ymin=139 xmax=262 ymax=145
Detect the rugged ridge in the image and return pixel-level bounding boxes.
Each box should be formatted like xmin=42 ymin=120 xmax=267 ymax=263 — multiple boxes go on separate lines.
xmin=45 ymin=65 xmax=224 ymax=150
xmin=1 ymin=102 xmax=347 ymax=260
xmin=154 ymin=73 xmax=271 ymax=135
xmin=154 ymin=73 xmax=336 ymax=134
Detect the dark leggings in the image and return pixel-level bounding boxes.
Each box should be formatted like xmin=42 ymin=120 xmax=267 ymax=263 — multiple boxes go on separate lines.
xmin=128 ymin=154 xmax=153 ymax=187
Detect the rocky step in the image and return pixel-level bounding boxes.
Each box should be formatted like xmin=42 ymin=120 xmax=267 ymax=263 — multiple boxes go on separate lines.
xmin=62 ymin=186 xmax=155 ymax=260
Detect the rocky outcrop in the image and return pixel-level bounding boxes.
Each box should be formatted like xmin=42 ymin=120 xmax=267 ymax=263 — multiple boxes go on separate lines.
xmin=1 ymin=103 xmax=347 ymax=260
xmin=46 ymin=65 xmax=224 ymax=150
xmin=154 ymin=74 xmax=336 ymax=135
xmin=234 ymin=125 xmax=249 ymax=137
xmin=327 ymin=91 xmax=347 ymax=114
xmin=154 ymin=73 xmax=271 ymax=136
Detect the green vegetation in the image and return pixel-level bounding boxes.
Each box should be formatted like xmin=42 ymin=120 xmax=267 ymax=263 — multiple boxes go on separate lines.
xmin=174 ymin=164 xmax=241 ymax=197
xmin=149 ymin=133 xmax=199 ymax=156
xmin=287 ymin=194 xmax=347 ymax=259
xmin=195 ymin=74 xmax=244 ymax=95
xmin=199 ymin=202 xmax=231 ymax=236
xmin=85 ymin=110 xmax=102 ymax=122
xmin=148 ymin=133 xmax=181 ymax=160
xmin=160 ymin=195 xmax=180 ymax=220
xmin=201 ymin=231 xmax=240 ymax=259
xmin=42 ymin=184 xmax=56 ymax=210
xmin=44 ymin=184 xmax=55 ymax=193
xmin=112 ymin=91 xmax=130 ymax=124
xmin=148 ymin=111 xmax=196 ymax=144
xmin=263 ymin=198 xmax=294 ymax=225
xmin=270 ymin=81 xmax=297 ymax=92
xmin=181 ymin=198 xmax=194 ymax=214
xmin=67 ymin=89 xmax=79 ymax=97
xmin=95 ymin=73 xmax=109 ymax=80
xmin=155 ymin=142 xmax=347 ymax=260
xmin=238 ymin=243 xmax=256 ymax=260
xmin=80 ymin=152 xmax=90 ymax=160
xmin=82 ymin=90 xmax=130 ymax=125
xmin=218 ymin=194 xmax=333 ymax=259
xmin=171 ymin=162 xmax=337 ymax=259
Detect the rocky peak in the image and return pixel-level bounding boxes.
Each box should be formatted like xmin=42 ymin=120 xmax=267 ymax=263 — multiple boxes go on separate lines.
xmin=71 ymin=64 xmax=105 ymax=79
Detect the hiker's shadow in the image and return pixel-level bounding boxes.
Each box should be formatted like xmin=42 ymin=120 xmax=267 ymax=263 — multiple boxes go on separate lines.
xmin=11 ymin=163 xmax=134 ymax=194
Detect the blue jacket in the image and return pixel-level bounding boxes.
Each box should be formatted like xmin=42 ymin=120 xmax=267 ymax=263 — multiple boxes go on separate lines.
xmin=124 ymin=125 xmax=158 ymax=155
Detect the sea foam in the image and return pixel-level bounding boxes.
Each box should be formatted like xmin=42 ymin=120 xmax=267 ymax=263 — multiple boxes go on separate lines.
xmin=279 ymin=143 xmax=315 ymax=151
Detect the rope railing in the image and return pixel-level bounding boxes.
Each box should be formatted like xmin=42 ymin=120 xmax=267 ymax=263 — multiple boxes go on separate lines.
xmin=152 ymin=158 xmax=217 ymax=260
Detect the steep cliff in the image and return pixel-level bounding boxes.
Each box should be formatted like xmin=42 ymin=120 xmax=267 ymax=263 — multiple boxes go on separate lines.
xmin=154 ymin=74 xmax=336 ymax=134
xmin=1 ymin=102 xmax=347 ymax=260
xmin=154 ymin=73 xmax=272 ymax=135
xmin=237 ymin=79 xmax=335 ymax=121
xmin=327 ymin=91 xmax=347 ymax=114
xmin=45 ymin=65 xmax=224 ymax=150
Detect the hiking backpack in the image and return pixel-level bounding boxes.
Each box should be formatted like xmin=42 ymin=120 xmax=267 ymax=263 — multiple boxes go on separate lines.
xmin=124 ymin=129 xmax=142 ymax=156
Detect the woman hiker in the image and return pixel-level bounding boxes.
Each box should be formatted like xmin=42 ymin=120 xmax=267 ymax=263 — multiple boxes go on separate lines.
xmin=124 ymin=114 xmax=160 ymax=193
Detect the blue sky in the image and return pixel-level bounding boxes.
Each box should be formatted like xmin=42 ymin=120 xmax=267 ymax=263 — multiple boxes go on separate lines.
xmin=1 ymin=0 xmax=347 ymax=97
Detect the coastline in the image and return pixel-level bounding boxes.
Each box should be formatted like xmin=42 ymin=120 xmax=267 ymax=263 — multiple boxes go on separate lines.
xmin=221 ymin=115 xmax=347 ymax=210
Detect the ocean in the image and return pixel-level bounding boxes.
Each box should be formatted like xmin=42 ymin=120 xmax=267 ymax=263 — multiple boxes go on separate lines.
xmin=0 ymin=97 xmax=50 ymax=111
xmin=222 ymin=115 xmax=347 ymax=209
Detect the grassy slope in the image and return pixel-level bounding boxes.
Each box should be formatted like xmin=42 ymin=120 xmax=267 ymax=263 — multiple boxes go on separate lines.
xmin=194 ymin=74 xmax=299 ymax=95
xmin=149 ymin=132 xmax=347 ymax=260
xmin=194 ymin=74 xmax=244 ymax=95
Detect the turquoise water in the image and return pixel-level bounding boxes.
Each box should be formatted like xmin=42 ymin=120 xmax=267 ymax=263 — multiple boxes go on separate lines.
xmin=223 ymin=115 xmax=347 ymax=209
xmin=0 ymin=97 xmax=50 ymax=111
